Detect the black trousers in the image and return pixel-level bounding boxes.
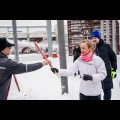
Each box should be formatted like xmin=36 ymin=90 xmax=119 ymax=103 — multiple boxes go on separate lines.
xmin=79 ymin=93 xmax=101 ymax=100
xmin=103 ymin=89 xmax=111 ymax=100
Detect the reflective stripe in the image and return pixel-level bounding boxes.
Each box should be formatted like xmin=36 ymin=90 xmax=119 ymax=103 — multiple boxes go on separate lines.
xmin=0 ymin=67 xmax=6 ymax=69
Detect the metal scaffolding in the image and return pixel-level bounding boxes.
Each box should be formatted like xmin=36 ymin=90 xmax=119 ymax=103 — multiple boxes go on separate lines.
xmin=67 ymin=20 xmax=120 ymax=55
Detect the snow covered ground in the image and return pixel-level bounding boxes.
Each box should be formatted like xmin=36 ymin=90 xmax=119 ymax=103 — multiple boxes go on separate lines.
xmin=7 ymin=53 xmax=120 ymax=100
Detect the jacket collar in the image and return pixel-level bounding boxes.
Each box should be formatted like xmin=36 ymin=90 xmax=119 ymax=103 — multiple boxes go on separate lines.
xmin=0 ymin=52 xmax=7 ymax=58
xmin=97 ymin=39 xmax=104 ymax=47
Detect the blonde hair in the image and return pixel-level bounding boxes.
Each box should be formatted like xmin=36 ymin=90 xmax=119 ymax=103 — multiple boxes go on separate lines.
xmin=80 ymin=39 xmax=96 ymax=51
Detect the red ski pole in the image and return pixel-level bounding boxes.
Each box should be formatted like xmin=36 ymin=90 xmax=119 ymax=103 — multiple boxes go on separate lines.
xmin=34 ymin=42 xmax=60 ymax=78
xmin=13 ymin=75 xmax=20 ymax=92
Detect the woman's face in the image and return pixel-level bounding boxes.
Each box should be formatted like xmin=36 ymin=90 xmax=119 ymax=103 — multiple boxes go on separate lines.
xmin=80 ymin=43 xmax=91 ymax=56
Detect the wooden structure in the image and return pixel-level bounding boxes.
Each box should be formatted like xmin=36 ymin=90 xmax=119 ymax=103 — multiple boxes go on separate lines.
xmin=67 ymin=20 xmax=120 ymax=55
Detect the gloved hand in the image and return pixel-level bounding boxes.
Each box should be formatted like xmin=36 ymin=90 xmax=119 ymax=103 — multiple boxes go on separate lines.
xmin=83 ymin=74 xmax=93 ymax=81
xmin=111 ymin=68 xmax=117 ymax=79
xmin=51 ymin=68 xmax=59 ymax=74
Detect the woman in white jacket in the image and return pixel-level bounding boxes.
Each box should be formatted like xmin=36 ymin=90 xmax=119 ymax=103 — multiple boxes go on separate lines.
xmin=51 ymin=39 xmax=107 ymax=100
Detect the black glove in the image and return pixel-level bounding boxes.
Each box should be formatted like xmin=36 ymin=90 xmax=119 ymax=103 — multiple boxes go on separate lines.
xmin=51 ymin=68 xmax=59 ymax=74
xmin=83 ymin=74 xmax=93 ymax=81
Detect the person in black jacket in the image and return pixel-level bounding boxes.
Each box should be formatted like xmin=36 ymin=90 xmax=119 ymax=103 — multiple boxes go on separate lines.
xmin=0 ymin=37 xmax=51 ymax=100
xmin=73 ymin=44 xmax=81 ymax=76
xmin=90 ymin=28 xmax=117 ymax=100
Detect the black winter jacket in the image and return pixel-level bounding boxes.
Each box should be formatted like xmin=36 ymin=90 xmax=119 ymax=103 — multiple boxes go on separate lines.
xmin=73 ymin=46 xmax=81 ymax=62
xmin=94 ymin=39 xmax=117 ymax=90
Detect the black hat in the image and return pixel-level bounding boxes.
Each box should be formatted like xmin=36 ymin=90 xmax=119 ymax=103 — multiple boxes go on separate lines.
xmin=0 ymin=37 xmax=15 ymax=52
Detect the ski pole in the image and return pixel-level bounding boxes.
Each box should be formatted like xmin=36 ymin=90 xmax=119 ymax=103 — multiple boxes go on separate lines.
xmin=34 ymin=42 xmax=60 ymax=78
xmin=13 ymin=75 xmax=20 ymax=92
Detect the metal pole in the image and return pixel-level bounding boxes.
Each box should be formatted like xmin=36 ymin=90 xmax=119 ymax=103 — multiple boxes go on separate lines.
xmin=11 ymin=20 xmax=20 ymax=93
xmin=106 ymin=20 xmax=110 ymax=44
xmin=101 ymin=20 xmax=104 ymax=39
xmin=57 ymin=20 xmax=68 ymax=95
xmin=12 ymin=20 xmax=19 ymax=62
xmin=112 ymin=20 xmax=117 ymax=54
xmin=47 ymin=20 xmax=53 ymax=57
xmin=27 ymin=27 xmax=30 ymax=42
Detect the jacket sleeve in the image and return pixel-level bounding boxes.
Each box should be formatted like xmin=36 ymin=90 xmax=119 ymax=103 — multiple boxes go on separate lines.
xmin=59 ymin=59 xmax=79 ymax=76
xmin=5 ymin=59 xmax=43 ymax=75
xmin=0 ymin=67 xmax=6 ymax=78
xmin=107 ymin=44 xmax=117 ymax=71
xmin=92 ymin=57 xmax=107 ymax=82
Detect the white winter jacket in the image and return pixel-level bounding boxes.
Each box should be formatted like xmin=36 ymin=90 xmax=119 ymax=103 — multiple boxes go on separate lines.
xmin=59 ymin=54 xmax=107 ymax=96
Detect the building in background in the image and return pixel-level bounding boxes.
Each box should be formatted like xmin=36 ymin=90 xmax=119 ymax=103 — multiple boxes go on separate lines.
xmin=67 ymin=20 xmax=120 ymax=56
xmin=0 ymin=31 xmax=57 ymax=42
xmin=0 ymin=24 xmax=68 ymax=43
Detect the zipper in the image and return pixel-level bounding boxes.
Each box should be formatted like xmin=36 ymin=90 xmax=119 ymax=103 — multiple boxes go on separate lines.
xmin=96 ymin=47 xmax=99 ymax=56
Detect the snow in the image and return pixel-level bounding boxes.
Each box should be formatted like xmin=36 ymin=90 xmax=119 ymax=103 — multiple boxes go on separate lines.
xmin=7 ymin=53 xmax=120 ymax=100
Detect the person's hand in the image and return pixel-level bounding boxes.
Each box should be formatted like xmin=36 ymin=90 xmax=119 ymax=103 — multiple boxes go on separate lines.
xmin=42 ymin=59 xmax=51 ymax=66
xmin=83 ymin=74 xmax=93 ymax=81
xmin=51 ymin=68 xmax=59 ymax=74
